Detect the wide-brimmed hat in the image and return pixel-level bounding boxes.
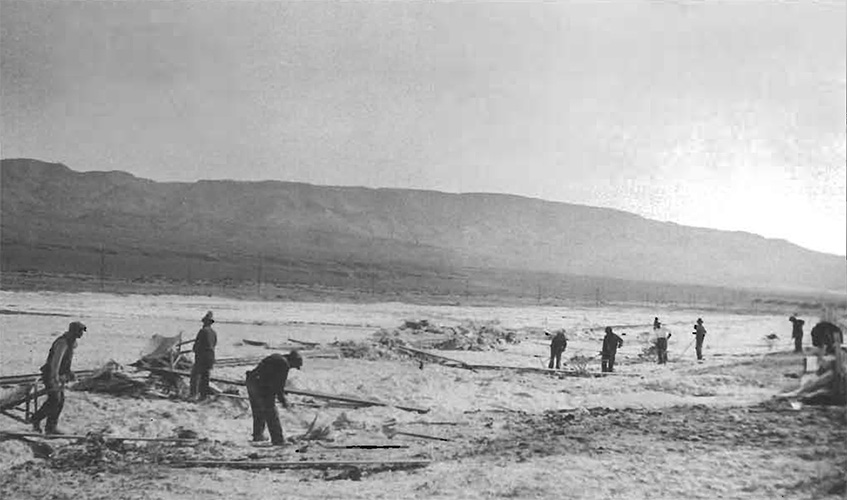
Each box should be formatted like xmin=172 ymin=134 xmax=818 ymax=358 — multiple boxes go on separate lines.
xmin=202 ymin=311 xmax=215 ymax=324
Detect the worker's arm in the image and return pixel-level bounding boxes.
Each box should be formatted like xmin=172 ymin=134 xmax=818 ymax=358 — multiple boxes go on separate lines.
xmin=276 ymin=369 xmax=290 ymax=409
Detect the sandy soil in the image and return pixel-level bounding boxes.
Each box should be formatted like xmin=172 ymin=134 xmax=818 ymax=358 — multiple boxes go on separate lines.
xmin=1 ymin=291 xmax=844 ymax=499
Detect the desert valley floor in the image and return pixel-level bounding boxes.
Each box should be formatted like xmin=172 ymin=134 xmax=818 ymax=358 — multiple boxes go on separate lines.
xmin=0 ymin=291 xmax=844 ymax=499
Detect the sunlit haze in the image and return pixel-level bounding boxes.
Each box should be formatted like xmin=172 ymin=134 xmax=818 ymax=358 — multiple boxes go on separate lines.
xmin=2 ymin=1 xmax=844 ymax=255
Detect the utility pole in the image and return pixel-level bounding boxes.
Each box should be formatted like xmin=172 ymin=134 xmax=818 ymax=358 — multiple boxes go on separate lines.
xmin=256 ymin=253 xmax=263 ymax=297
xmin=99 ymin=243 xmax=105 ymax=292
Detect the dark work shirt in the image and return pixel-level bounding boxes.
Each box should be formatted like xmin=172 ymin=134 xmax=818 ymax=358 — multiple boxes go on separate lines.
xmin=791 ymin=319 xmax=805 ymax=337
xmin=602 ymin=333 xmax=623 ymax=355
xmin=41 ymin=333 xmax=76 ymax=387
xmin=551 ymin=332 xmax=567 ymax=352
xmin=193 ymin=326 xmax=217 ymax=355
xmin=250 ymin=354 xmax=292 ymax=404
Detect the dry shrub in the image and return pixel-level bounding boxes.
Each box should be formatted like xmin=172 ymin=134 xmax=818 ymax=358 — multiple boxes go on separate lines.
xmin=569 ymin=355 xmax=592 ymax=375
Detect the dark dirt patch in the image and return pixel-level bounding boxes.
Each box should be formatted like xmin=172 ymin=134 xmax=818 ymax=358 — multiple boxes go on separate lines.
xmin=462 ymin=401 xmax=847 ymax=460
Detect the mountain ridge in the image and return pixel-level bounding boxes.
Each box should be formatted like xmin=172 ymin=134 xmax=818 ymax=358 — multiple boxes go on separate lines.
xmin=2 ymin=158 xmax=844 ymax=294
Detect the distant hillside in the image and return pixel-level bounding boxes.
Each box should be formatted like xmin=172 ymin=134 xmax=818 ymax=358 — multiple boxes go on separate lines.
xmin=2 ymin=158 xmax=844 ymax=296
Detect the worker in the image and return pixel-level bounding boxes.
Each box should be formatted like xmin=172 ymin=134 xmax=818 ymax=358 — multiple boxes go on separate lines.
xmin=693 ymin=318 xmax=707 ymax=361
xmin=190 ymin=311 xmax=218 ymax=401
xmin=810 ymin=321 xmax=843 ymax=355
xmin=601 ymin=326 xmax=623 ymax=373
xmin=546 ymin=330 xmax=568 ymax=370
xmin=29 ymin=321 xmax=86 ymax=434
xmin=654 ymin=320 xmax=671 ymax=364
xmin=245 ymin=350 xmax=303 ymax=445
xmin=789 ymin=315 xmax=805 ymax=353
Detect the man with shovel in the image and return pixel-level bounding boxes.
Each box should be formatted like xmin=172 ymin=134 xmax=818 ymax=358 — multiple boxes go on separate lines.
xmin=245 ymin=350 xmax=303 ymax=445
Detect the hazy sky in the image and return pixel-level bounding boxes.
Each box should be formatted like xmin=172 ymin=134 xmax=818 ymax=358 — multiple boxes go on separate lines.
xmin=2 ymin=1 xmax=845 ymax=256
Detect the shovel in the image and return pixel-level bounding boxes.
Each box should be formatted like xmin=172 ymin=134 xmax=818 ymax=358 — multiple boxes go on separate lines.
xmin=381 ymin=418 xmax=452 ymax=442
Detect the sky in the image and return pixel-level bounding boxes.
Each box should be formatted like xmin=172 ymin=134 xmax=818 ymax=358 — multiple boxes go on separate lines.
xmin=2 ymin=0 xmax=845 ymax=256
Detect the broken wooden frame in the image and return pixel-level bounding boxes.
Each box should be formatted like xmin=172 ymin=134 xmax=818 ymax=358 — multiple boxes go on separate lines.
xmin=0 ymin=384 xmax=47 ymax=424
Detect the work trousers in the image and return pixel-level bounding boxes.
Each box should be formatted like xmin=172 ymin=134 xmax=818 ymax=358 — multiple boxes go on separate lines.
xmin=30 ymin=382 xmax=64 ymax=433
xmin=656 ymin=338 xmax=668 ymax=364
xmin=601 ymin=352 xmax=616 ymax=373
xmin=793 ymin=335 xmax=802 ymax=353
xmin=246 ymin=374 xmax=284 ymax=444
xmin=190 ymin=355 xmax=214 ymax=399
xmin=695 ymin=338 xmax=704 ymax=360
xmin=548 ymin=347 xmax=563 ymax=370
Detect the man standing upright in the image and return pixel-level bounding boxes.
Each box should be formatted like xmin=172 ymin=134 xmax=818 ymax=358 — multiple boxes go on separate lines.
xmin=30 ymin=321 xmax=86 ymax=434
xmin=601 ymin=326 xmax=623 ymax=373
xmin=693 ymin=318 xmax=707 ymax=361
xmin=547 ymin=330 xmax=568 ymax=370
xmin=789 ymin=315 xmax=805 ymax=353
xmin=190 ymin=311 xmax=218 ymax=400
xmin=654 ymin=320 xmax=671 ymax=365
xmin=246 ymin=350 xmax=303 ymax=445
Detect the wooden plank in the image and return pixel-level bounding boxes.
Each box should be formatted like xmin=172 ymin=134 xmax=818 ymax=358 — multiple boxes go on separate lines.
xmin=289 ymin=338 xmax=321 ymax=347
xmin=0 ymin=431 xmax=198 ymax=444
xmin=137 ymin=366 xmax=430 ymax=414
xmin=317 ymin=443 xmax=411 ymax=449
xmin=167 ymin=459 xmax=431 ymax=470
xmin=464 ymin=364 xmax=565 ymax=374
xmin=0 ymin=371 xmax=96 ymax=387
xmin=396 ymin=346 xmax=477 ymax=371
xmin=285 ymin=388 xmax=429 ymax=414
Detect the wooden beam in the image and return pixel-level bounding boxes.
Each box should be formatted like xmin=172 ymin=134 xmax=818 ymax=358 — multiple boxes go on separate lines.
xmin=137 ymin=366 xmax=430 ymax=414
xmin=318 ymin=443 xmax=411 ymax=449
xmin=167 ymin=459 xmax=431 ymax=470
xmin=0 ymin=431 xmax=198 ymax=444
xmin=288 ymin=338 xmax=321 ymax=347
xmin=395 ymin=346 xmax=477 ymax=371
